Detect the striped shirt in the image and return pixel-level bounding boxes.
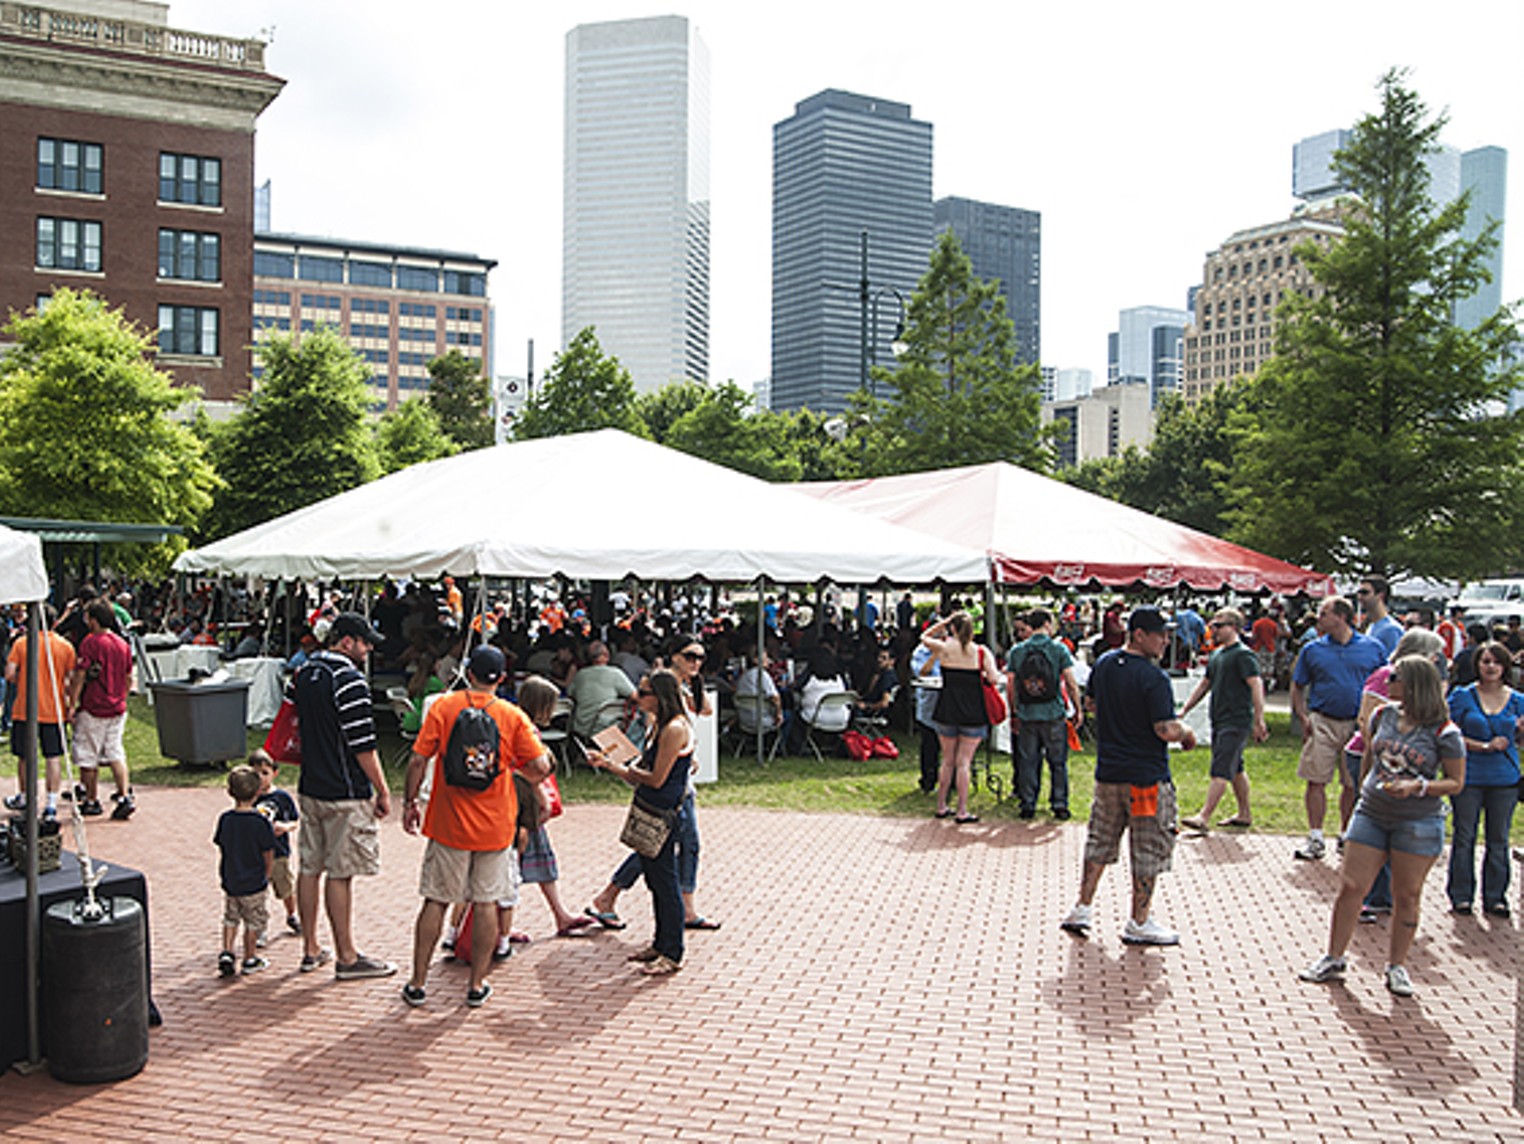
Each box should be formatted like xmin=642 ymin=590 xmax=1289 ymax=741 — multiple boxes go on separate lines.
xmin=291 ymin=650 xmax=377 ymax=801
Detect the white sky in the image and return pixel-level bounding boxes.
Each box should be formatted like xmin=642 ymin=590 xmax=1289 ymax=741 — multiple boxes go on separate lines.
xmin=174 ymin=0 xmax=1524 ymax=388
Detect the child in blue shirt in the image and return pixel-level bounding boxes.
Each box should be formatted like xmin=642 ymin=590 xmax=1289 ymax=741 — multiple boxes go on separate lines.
xmin=214 ymin=765 xmax=277 ymax=977
xmin=252 ymin=749 xmax=301 ymax=939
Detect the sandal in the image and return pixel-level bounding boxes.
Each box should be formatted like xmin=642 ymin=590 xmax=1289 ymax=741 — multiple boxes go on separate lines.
xmin=934 ymin=808 xmax=954 ymax=819
xmin=1180 ymin=815 xmax=1208 ymax=832
xmin=584 ymin=907 xmax=627 ymax=931
xmin=640 ymin=955 xmax=682 ymax=976
xmin=684 ymin=916 xmax=721 ymax=931
xmin=1217 ymin=817 xmax=1253 ymax=828
xmin=954 ymin=813 xmax=980 ymax=824
xmin=625 ymin=946 xmax=660 ymax=962
xmin=557 ymin=917 xmax=596 ymax=937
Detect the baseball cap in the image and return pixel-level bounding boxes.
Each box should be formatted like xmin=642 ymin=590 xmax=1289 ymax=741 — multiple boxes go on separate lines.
xmin=329 ymin=612 xmax=382 ymax=645
xmin=1127 ymin=606 xmax=1169 ymax=634
xmin=468 ymin=645 xmax=506 ymax=683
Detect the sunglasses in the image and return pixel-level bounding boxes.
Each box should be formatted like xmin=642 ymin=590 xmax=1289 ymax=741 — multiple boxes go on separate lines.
xmin=637 ymin=687 xmax=654 ymax=697
xmin=678 ymin=650 xmax=705 ymax=663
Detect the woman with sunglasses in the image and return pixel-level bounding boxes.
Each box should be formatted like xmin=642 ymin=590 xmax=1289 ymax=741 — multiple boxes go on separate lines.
xmin=1445 ymin=640 xmax=1524 ymax=917
xmin=589 ymin=669 xmax=691 ymax=974
xmin=1300 ymin=654 xmax=1465 ymax=996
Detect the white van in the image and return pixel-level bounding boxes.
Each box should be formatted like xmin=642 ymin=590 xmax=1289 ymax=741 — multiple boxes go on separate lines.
xmin=1453 ymin=579 xmax=1524 ymax=626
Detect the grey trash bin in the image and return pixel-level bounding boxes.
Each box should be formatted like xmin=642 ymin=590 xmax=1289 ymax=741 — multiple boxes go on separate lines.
xmin=147 ymin=679 xmax=250 ymax=765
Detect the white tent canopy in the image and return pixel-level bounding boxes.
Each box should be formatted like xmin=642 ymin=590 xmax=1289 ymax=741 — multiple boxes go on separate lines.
xmin=0 ymin=523 xmax=47 ymax=604
xmin=174 ymin=429 xmax=988 ymax=585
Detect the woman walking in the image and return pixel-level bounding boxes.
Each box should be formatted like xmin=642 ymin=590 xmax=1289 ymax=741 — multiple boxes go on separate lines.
xmin=920 ymin=611 xmax=1003 ymax=824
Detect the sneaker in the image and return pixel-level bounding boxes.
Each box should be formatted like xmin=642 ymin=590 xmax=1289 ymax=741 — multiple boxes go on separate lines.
xmin=1358 ymin=908 xmax=1377 ymax=925
xmin=1018 ymin=806 xmax=1036 ymax=820
xmin=1059 ymin=903 xmax=1092 ymax=935
xmin=110 ymin=796 xmax=135 ymax=821
xmin=255 ymin=930 xmax=268 ymax=948
xmin=1487 ymin=902 xmax=1511 ymax=918
xmin=299 ymin=948 xmax=332 ymax=973
xmin=1121 ymin=917 xmax=1180 ymax=946
xmin=1336 ymin=835 xmax=1345 ymax=856
xmin=401 ymin=983 xmax=427 ymax=1007
xmin=41 ymin=805 xmax=56 ymax=821
xmin=465 ymin=982 xmax=492 ymax=1008
xmin=241 ymin=956 xmax=269 ymax=975
xmin=286 ymin=915 xmax=302 ymax=936
xmin=79 ymin=799 xmax=104 ymax=817
xmin=1451 ymin=902 xmax=1473 ymax=916
xmin=1385 ymin=964 xmax=1415 ymax=997
xmin=218 ymin=951 xmax=236 ymax=977
xmin=1299 ymin=954 xmax=1347 ymax=982
xmin=71 ymin=784 xmax=86 ymax=802
xmin=1294 ymin=836 xmax=1326 ymax=861
xmin=3 ymin=793 xmax=25 ymax=811
xmin=492 ymin=943 xmax=512 ymax=962
xmin=334 ymin=954 xmax=397 ymax=981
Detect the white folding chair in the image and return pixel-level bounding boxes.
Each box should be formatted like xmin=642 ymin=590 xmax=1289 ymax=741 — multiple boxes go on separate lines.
xmin=801 ymin=690 xmax=858 ymax=763
xmin=729 ymin=693 xmax=782 ymax=762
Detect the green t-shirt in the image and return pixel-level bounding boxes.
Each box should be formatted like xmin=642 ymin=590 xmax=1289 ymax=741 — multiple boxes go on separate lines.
xmin=1006 ymin=634 xmax=1074 ymax=722
xmin=1207 ymin=641 xmax=1260 ymax=730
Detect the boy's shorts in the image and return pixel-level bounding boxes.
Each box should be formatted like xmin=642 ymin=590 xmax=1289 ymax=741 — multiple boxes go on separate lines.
xmin=224 ymin=890 xmax=269 ymax=932
xmin=269 ymin=855 xmax=295 ymax=900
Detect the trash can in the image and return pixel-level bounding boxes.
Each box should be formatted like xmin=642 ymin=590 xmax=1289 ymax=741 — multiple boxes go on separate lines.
xmin=147 ymin=679 xmax=249 ymax=765
xmin=44 ymin=897 xmax=149 ymax=1083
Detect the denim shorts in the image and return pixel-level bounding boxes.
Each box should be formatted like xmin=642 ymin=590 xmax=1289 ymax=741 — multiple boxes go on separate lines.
xmin=1343 ymin=809 xmax=1445 ymax=858
xmin=934 ymin=722 xmax=988 ymax=741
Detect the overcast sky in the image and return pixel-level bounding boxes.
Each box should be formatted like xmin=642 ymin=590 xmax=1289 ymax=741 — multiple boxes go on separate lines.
xmin=174 ymin=0 xmax=1524 ymax=389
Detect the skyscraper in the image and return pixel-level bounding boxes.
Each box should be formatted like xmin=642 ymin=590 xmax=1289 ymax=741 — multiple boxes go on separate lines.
xmin=1456 ymin=145 xmax=1508 ymax=331
xmin=1109 ymin=305 xmax=1189 ymax=408
xmin=771 ymin=90 xmax=933 ymax=413
xmin=563 ymin=16 xmax=709 ymax=392
xmin=934 ymin=196 xmax=1040 ymax=365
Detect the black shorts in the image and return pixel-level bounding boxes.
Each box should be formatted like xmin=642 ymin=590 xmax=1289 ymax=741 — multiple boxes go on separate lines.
xmin=11 ymin=721 xmax=65 ymax=759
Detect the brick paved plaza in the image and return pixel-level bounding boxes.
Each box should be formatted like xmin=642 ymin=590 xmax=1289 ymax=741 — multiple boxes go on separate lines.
xmin=1 ymin=786 xmax=1521 ymax=1141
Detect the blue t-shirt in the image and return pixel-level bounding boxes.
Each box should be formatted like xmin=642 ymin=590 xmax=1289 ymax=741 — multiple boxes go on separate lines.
xmin=1447 ymin=685 xmax=1524 ymax=787
xmin=1176 ymin=609 xmax=1206 ymax=651
xmin=1292 ymin=632 xmax=1387 ymax=720
xmin=255 ymin=787 xmax=299 ymax=859
xmin=214 ymin=808 xmax=276 ymax=896
xmin=1089 ymin=649 xmax=1176 ymax=785
xmin=1366 ymin=614 xmax=1403 ymax=657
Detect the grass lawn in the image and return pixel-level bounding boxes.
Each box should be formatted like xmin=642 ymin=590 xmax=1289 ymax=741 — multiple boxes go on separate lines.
xmin=1 ymin=696 xmax=1317 ymax=834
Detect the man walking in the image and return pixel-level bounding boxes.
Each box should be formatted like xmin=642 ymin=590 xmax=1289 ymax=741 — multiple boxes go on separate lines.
xmin=4 ymin=605 xmax=75 ymax=819
xmin=1178 ymin=609 xmax=1268 ymax=832
xmin=292 ymin=612 xmax=395 ymax=979
xmin=68 ymin=601 xmax=136 ymax=819
xmin=1060 ymin=608 xmax=1197 ymax=945
xmin=1006 ymin=608 xmax=1080 ymax=820
xmin=401 ymin=646 xmax=551 ymax=1008
xmin=1358 ymin=575 xmax=1403 ymax=657
xmin=1290 ymin=596 xmax=1385 ymax=861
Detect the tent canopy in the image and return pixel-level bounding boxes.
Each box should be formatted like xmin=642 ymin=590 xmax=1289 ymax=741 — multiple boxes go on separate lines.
xmin=0 ymin=523 xmax=48 ymax=604
xmin=175 ymin=430 xmax=988 ymax=585
xmin=793 ymin=463 xmax=1331 ymax=595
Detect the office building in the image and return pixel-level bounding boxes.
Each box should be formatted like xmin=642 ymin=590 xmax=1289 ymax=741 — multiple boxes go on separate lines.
xmin=0 ymin=0 xmax=283 ymax=406
xmin=934 ymin=196 xmax=1040 ymax=365
xmin=252 ymin=233 xmax=493 ymax=411
xmin=1456 ymin=145 xmax=1508 ymax=331
xmin=1109 ymin=305 xmax=1189 ymax=408
xmin=772 ymin=89 xmax=933 ymax=413
xmin=563 ymin=16 xmax=709 ymax=393
xmin=1292 ymin=129 xmax=1353 ymax=200
xmin=1039 ymin=366 xmax=1092 ymax=403
xmin=1042 ymin=381 xmax=1153 ymax=467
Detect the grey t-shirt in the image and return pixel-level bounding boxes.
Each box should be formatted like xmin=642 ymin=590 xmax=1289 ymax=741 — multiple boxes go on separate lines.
xmin=1357 ymin=703 xmax=1463 ymax=823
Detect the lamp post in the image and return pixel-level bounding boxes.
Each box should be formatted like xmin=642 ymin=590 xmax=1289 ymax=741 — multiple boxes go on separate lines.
xmin=858 ymin=232 xmax=909 ymax=403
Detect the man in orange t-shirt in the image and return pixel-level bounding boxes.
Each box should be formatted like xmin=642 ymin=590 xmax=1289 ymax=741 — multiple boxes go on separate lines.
xmin=401 ymin=645 xmax=550 ymax=1008
xmin=5 ymin=612 xmax=77 ymax=818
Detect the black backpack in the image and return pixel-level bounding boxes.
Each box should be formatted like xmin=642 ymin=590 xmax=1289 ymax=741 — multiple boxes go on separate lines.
xmin=1016 ymin=645 xmax=1058 ymax=704
xmin=442 ymin=696 xmax=503 ymax=791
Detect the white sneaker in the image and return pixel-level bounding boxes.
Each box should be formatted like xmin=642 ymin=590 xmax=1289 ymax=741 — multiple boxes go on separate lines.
xmin=1294 ymin=835 xmax=1326 ymax=861
xmin=1059 ymin=903 xmax=1092 ymax=934
xmin=1121 ymin=916 xmax=1179 ymax=945
xmin=1385 ymin=964 xmax=1415 ymax=997
xmin=1298 ymin=954 xmax=1347 ymax=982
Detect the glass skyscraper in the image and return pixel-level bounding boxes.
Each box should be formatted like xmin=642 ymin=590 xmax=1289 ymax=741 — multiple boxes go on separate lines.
xmin=1456 ymin=145 xmax=1508 ymax=331
xmin=771 ymin=90 xmax=932 ymax=413
xmin=934 ymin=196 xmax=1041 ymax=366
xmin=563 ymin=16 xmax=709 ymax=392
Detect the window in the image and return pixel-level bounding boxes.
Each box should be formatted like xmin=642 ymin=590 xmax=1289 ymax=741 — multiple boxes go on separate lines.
xmin=159 ymin=153 xmax=221 ymax=207
xmin=158 ymin=229 xmax=219 ymax=282
xmin=36 ymin=217 xmax=102 ymax=271
xmin=254 ymin=251 xmax=293 ymax=278
xmin=396 ymin=266 xmax=438 ymax=292
xmin=399 ymin=302 xmax=436 ymax=319
xmin=443 ymin=270 xmax=486 ymax=296
xmin=349 ymin=260 xmax=392 ymax=288
xmin=253 ymin=289 xmax=291 ymax=306
xmin=158 ymin=305 xmax=218 ymax=356
xmin=298 ymin=256 xmax=343 ymax=283
xmin=37 ymin=138 xmax=103 ymax=194
xmin=300 ymin=293 xmax=340 ymax=310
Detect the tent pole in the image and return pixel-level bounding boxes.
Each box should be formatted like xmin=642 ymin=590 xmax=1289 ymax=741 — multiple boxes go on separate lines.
xmin=23 ymin=600 xmax=41 ymax=1066
xmin=756 ymin=576 xmax=766 ymax=765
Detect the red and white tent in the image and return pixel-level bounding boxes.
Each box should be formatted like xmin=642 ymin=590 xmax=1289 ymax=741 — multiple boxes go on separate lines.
xmin=792 ymin=462 xmax=1332 ymax=595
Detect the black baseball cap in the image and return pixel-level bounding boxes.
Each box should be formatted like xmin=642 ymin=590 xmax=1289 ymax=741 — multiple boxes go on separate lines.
xmin=329 ymin=612 xmax=382 ymax=645
xmin=1127 ymin=607 xmax=1169 ymax=634
xmin=468 ymin=645 xmax=506 ymax=683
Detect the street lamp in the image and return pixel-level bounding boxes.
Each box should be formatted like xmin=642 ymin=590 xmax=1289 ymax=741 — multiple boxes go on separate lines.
xmin=857 ymin=231 xmax=908 ymax=403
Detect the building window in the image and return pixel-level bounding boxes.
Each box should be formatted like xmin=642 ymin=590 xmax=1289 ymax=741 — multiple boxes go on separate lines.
xmin=158 ymin=229 xmax=220 ymax=282
xmin=158 ymin=305 xmax=218 ymax=356
xmin=349 ymin=260 xmax=392 ymax=288
xmin=254 ymin=251 xmax=294 ymax=278
xmin=253 ymin=289 xmax=291 ymax=306
xmin=396 ymin=266 xmax=439 ymax=292
xmin=36 ymin=217 xmax=102 ymax=271
xmin=442 ymin=270 xmax=486 ymax=296
xmin=300 ymin=293 xmax=340 ymax=310
xmin=299 ymin=256 xmax=343 ymax=283
xmin=158 ymin=153 xmax=222 ymax=207
xmin=37 ymin=138 xmax=103 ymax=194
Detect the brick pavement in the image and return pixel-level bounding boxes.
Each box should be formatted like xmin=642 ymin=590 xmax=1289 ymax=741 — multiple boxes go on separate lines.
xmin=1 ymin=786 xmax=1521 ymax=1141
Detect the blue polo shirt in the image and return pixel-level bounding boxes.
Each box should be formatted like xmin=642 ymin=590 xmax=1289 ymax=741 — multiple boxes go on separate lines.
xmin=1292 ymin=631 xmax=1386 ymax=720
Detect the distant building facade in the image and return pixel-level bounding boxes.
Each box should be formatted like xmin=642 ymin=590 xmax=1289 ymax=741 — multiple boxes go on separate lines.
xmin=933 ymin=196 xmax=1040 ymax=365
xmin=1042 ymin=381 xmax=1153 ymax=467
xmin=771 ymin=89 xmax=933 ymax=413
xmin=0 ymin=0 xmax=283 ymax=405
xmin=1456 ymin=145 xmax=1508 ymax=331
xmin=1040 ymin=366 xmax=1092 ymax=403
xmin=252 ymin=233 xmax=493 ymax=411
xmin=1109 ymin=305 xmax=1189 ymax=408
xmin=563 ymin=16 xmax=709 ymax=393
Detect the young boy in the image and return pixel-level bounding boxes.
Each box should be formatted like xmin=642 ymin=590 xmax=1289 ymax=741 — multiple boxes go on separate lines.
xmin=251 ymin=749 xmax=301 ymax=939
xmin=214 ymin=765 xmax=277 ymax=977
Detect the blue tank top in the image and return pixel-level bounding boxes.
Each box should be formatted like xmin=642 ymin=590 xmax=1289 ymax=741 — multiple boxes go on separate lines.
xmin=637 ymin=718 xmax=692 ymax=811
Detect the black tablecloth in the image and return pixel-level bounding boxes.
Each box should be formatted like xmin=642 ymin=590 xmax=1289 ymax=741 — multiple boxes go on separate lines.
xmin=0 ymin=851 xmax=150 ymax=1069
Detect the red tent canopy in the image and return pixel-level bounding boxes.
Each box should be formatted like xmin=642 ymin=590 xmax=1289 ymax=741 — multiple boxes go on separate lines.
xmin=792 ymin=462 xmax=1332 ymax=595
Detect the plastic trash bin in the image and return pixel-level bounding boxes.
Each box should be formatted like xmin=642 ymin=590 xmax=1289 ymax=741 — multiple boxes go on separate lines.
xmin=146 ymin=679 xmax=249 ymax=765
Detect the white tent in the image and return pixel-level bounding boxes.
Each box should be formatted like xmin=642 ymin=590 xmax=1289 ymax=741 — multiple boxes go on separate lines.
xmin=0 ymin=523 xmax=47 ymax=605
xmin=174 ymin=429 xmax=988 ymax=585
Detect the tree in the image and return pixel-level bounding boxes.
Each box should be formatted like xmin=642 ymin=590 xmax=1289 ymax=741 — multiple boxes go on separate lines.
xmin=781 ymin=409 xmax=857 ymax=482
xmin=853 ymin=231 xmax=1047 ymax=476
xmin=635 ymin=380 xmax=708 ymax=444
xmin=0 ymin=288 xmax=215 ymax=573
xmin=426 ymin=349 xmax=493 ymax=451
xmin=513 ymin=327 xmax=648 ymax=440
xmin=206 ymin=327 xmax=379 ymax=539
xmin=665 ymin=383 xmax=803 ymax=482
xmin=375 ymin=397 xmax=458 ymax=475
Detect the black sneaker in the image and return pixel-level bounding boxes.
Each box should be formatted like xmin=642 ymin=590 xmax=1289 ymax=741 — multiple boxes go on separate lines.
xmin=1052 ymin=808 xmax=1072 ymax=821
xmin=218 ymin=951 xmax=236 ymax=977
xmin=492 ymin=945 xmax=512 ymax=962
xmin=401 ymin=983 xmax=426 ymax=1007
xmin=286 ymin=915 xmax=302 ymax=936
xmin=334 ymin=954 xmax=397 ymax=981
xmin=80 ymin=798 xmax=104 ymax=816
xmin=1019 ymin=806 xmax=1036 ymax=820
xmin=111 ymin=796 xmax=136 ymax=821
xmin=3 ymin=793 xmax=25 ymax=812
xmin=465 ymin=982 xmax=492 ymax=1008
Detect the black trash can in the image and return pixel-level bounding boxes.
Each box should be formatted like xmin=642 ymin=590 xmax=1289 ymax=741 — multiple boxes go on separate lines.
xmin=43 ymin=897 xmax=149 ymax=1083
xmin=147 ymin=678 xmax=250 ymax=765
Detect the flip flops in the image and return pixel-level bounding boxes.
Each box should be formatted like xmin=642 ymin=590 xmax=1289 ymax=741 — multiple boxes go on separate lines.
xmin=1217 ymin=817 xmax=1253 ymax=828
xmin=684 ymin=916 xmax=721 ymax=931
xmin=584 ymin=907 xmax=626 ymax=931
xmin=557 ymin=917 xmax=597 ymax=937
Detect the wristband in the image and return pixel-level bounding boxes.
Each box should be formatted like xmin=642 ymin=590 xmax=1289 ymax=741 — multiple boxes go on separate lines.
xmin=1418 ymin=777 xmax=1428 ymax=798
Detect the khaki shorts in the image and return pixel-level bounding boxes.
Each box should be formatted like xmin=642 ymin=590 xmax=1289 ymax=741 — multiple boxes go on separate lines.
xmin=418 ymin=839 xmax=519 ymax=905
xmin=224 ymin=890 xmax=269 ymax=932
xmin=269 ymin=854 xmax=295 ymax=900
xmin=297 ymin=795 xmax=381 ymax=879
xmin=1297 ymin=712 xmax=1357 ymax=785
xmin=1083 ymin=781 xmax=1177 ymax=880
xmin=72 ymin=710 xmax=127 ymax=768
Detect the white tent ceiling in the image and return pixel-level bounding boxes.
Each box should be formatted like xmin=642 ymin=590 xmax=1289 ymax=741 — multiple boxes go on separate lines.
xmin=0 ymin=523 xmax=48 ymax=604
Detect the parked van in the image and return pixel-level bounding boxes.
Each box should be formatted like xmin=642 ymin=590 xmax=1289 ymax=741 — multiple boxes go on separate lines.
xmin=1453 ymin=579 xmax=1524 ymax=626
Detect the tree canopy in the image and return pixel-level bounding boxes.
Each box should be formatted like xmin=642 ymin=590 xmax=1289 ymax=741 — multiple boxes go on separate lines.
xmin=513 ymin=327 xmax=648 ymax=440
xmin=426 ymin=349 xmax=493 ymax=451
xmin=375 ymin=397 xmax=458 ymax=475
xmin=664 ymin=382 xmax=803 ymax=482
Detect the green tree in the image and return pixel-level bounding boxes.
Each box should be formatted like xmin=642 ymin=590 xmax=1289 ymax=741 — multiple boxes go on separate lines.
xmin=635 ymin=380 xmax=708 ymax=444
xmin=206 ymin=327 xmax=379 ymax=538
xmin=854 ymin=231 xmax=1047 ymax=476
xmin=375 ymin=397 xmax=458 ymax=475
xmin=664 ymin=382 xmax=803 ymax=481
xmin=780 ymin=409 xmax=857 ymax=482
xmin=0 ymin=288 xmax=215 ymax=573
xmin=426 ymin=349 xmax=493 ymax=451
xmin=513 ymin=327 xmax=648 ymax=440
xmin=1228 ymin=71 xmax=1524 ymax=580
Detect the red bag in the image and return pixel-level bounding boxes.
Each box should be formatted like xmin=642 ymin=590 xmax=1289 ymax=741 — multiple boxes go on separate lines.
xmin=870 ymin=735 xmax=899 ymax=759
xmin=979 ymin=648 xmax=1008 ymax=725
xmin=840 ymin=729 xmax=874 ymax=761
xmin=453 ymin=903 xmax=475 ymax=961
xmin=541 ymin=773 xmax=564 ymax=820
xmin=262 ymin=698 xmax=302 ymax=765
